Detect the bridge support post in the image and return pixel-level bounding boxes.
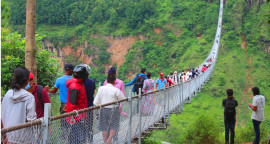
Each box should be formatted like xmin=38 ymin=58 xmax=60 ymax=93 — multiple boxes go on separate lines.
xmin=167 ymin=87 xmax=170 ymax=125
xmin=188 ymin=80 xmax=191 ymax=103
xmin=43 ymin=103 xmax=51 ymax=144
xmin=178 ymin=84 xmax=182 ymax=113
xmin=138 ymin=88 xmax=142 ymax=144
xmin=162 ymin=86 xmax=166 ymax=128
xmin=128 ymin=90 xmax=132 ymax=144
xmin=181 ymin=83 xmax=184 ymax=111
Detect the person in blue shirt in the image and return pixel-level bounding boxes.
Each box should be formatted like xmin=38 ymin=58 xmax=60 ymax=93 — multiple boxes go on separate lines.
xmin=156 ymin=72 xmax=167 ymax=90
xmin=44 ymin=63 xmax=74 ymax=140
xmin=125 ymin=68 xmax=147 ymax=92
xmin=45 ymin=63 xmax=74 ymax=114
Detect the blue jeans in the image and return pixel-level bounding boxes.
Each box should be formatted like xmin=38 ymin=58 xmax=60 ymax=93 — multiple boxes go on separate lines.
xmin=224 ymin=119 xmax=235 ymax=143
xmin=252 ymin=119 xmax=261 ymax=144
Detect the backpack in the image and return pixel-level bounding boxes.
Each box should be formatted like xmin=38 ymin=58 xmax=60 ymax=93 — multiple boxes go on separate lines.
xmin=134 ymin=74 xmax=145 ymax=94
xmin=37 ymin=85 xmax=44 ymax=110
xmin=225 ymin=99 xmax=236 ymax=120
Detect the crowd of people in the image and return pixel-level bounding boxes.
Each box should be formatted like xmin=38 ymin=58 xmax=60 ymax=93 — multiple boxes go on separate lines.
xmin=1 ymin=59 xmax=265 ymax=144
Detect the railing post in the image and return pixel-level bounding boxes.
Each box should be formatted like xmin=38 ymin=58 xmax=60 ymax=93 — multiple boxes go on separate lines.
xmin=181 ymin=83 xmax=184 ymax=111
xmin=167 ymin=87 xmax=170 ymax=124
xmin=188 ymin=80 xmax=191 ymax=103
xmin=198 ymin=75 xmax=201 ymax=92
xmin=43 ymin=103 xmax=51 ymax=144
xmin=163 ymin=86 xmax=166 ymax=128
xmin=138 ymin=88 xmax=142 ymax=144
xmin=128 ymin=90 xmax=132 ymax=144
xmin=98 ymin=82 xmax=101 ymax=88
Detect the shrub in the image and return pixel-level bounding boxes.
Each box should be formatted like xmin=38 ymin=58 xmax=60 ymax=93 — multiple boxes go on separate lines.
xmin=184 ymin=113 xmax=221 ymax=144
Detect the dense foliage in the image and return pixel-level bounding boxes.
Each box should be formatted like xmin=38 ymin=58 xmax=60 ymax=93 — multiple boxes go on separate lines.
xmin=1 ymin=28 xmax=61 ymax=97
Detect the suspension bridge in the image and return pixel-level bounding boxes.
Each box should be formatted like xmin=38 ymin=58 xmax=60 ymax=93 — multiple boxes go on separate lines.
xmin=1 ymin=0 xmax=223 ymax=143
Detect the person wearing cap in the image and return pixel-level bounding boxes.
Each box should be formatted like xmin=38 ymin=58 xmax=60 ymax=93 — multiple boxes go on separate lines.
xmin=44 ymin=63 xmax=74 ymax=114
xmin=156 ymin=73 xmax=167 ymax=90
xmin=27 ymin=72 xmax=51 ymax=118
xmin=103 ymin=67 xmax=125 ymax=143
xmin=125 ymin=68 xmax=147 ymax=93
xmin=44 ymin=63 xmax=74 ymax=140
xmin=104 ymin=67 xmax=125 ymax=96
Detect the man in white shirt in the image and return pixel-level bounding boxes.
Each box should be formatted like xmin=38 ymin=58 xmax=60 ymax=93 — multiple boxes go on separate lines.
xmin=249 ymin=87 xmax=265 ymax=144
xmin=93 ymin=75 xmax=126 ymax=144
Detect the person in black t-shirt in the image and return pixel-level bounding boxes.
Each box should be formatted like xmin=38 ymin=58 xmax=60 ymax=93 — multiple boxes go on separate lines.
xmin=222 ymin=89 xmax=238 ymax=144
xmin=82 ymin=64 xmax=96 ymax=143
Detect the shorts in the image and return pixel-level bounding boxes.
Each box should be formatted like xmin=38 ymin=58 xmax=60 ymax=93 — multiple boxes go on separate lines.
xmin=99 ymin=107 xmax=120 ymax=131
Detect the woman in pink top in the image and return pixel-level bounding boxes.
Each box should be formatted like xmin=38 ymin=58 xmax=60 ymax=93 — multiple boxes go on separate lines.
xmin=142 ymin=72 xmax=155 ymax=115
xmin=103 ymin=67 xmax=125 ymax=96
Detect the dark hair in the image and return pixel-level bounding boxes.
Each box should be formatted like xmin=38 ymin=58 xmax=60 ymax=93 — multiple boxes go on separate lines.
xmin=170 ymin=72 xmax=173 ymax=75
xmin=147 ymin=72 xmax=151 ymax=79
xmin=107 ymin=74 xmax=116 ymax=84
xmin=182 ymin=70 xmax=184 ymax=72
xmin=164 ymin=76 xmax=168 ymax=79
xmin=252 ymin=87 xmax=260 ymax=96
xmin=11 ymin=67 xmax=30 ymax=90
xmin=227 ymin=89 xmax=233 ymax=97
xmin=141 ymin=68 xmax=146 ymax=73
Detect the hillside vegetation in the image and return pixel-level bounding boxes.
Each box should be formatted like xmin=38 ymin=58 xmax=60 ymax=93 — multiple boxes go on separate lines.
xmin=4 ymin=0 xmax=270 ymax=143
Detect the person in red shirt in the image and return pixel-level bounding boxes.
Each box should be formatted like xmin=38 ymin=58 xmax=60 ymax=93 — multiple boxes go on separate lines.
xmin=26 ymin=72 xmax=51 ymax=118
xmin=165 ymin=76 xmax=174 ymax=87
xmin=66 ymin=64 xmax=88 ymax=144
xmin=202 ymin=65 xmax=207 ymax=73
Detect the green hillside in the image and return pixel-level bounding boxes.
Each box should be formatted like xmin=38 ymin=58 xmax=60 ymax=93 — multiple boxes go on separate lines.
xmin=4 ymin=0 xmax=270 ymax=143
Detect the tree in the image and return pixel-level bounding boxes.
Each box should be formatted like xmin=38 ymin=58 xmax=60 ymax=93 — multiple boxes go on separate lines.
xmin=1 ymin=28 xmax=61 ymax=97
xmin=1 ymin=0 xmax=10 ymax=28
xmin=25 ymin=0 xmax=37 ymax=83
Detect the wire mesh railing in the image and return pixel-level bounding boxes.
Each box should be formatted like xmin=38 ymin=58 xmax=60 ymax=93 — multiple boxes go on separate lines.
xmin=1 ymin=0 xmax=223 ymax=143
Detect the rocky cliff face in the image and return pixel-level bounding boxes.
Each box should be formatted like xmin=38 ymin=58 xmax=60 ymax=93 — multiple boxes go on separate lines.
xmin=42 ymin=35 xmax=145 ymax=71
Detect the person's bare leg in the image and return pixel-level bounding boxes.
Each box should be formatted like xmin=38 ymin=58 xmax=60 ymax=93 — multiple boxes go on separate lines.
xmin=106 ymin=130 xmax=116 ymax=144
xmin=102 ymin=131 xmax=108 ymax=144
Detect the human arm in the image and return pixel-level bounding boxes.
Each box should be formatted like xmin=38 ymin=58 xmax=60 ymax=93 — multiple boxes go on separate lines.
xmin=103 ymin=80 xmax=107 ymax=86
xmin=116 ymin=89 xmax=126 ymax=112
xmin=69 ymin=89 xmax=79 ymax=105
xmin=44 ymin=86 xmax=58 ymax=93
xmin=249 ymin=104 xmax=257 ymax=111
xmin=222 ymin=99 xmax=225 ymax=108
xmin=249 ymin=98 xmax=257 ymax=111
xmin=125 ymin=76 xmax=137 ymax=86
xmin=26 ymin=97 xmax=37 ymax=122
xmin=120 ymin=81 xmax=125 ymax=96
xmin=93 ymin=90 xmax=101 ymax=106
xmin=142 ymin=80 xmax=147 ymax=93
xmin=155 ymin=79 xmax=158 ymax=90
xmin=45 ymin=78 xmax=60 ymax=93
